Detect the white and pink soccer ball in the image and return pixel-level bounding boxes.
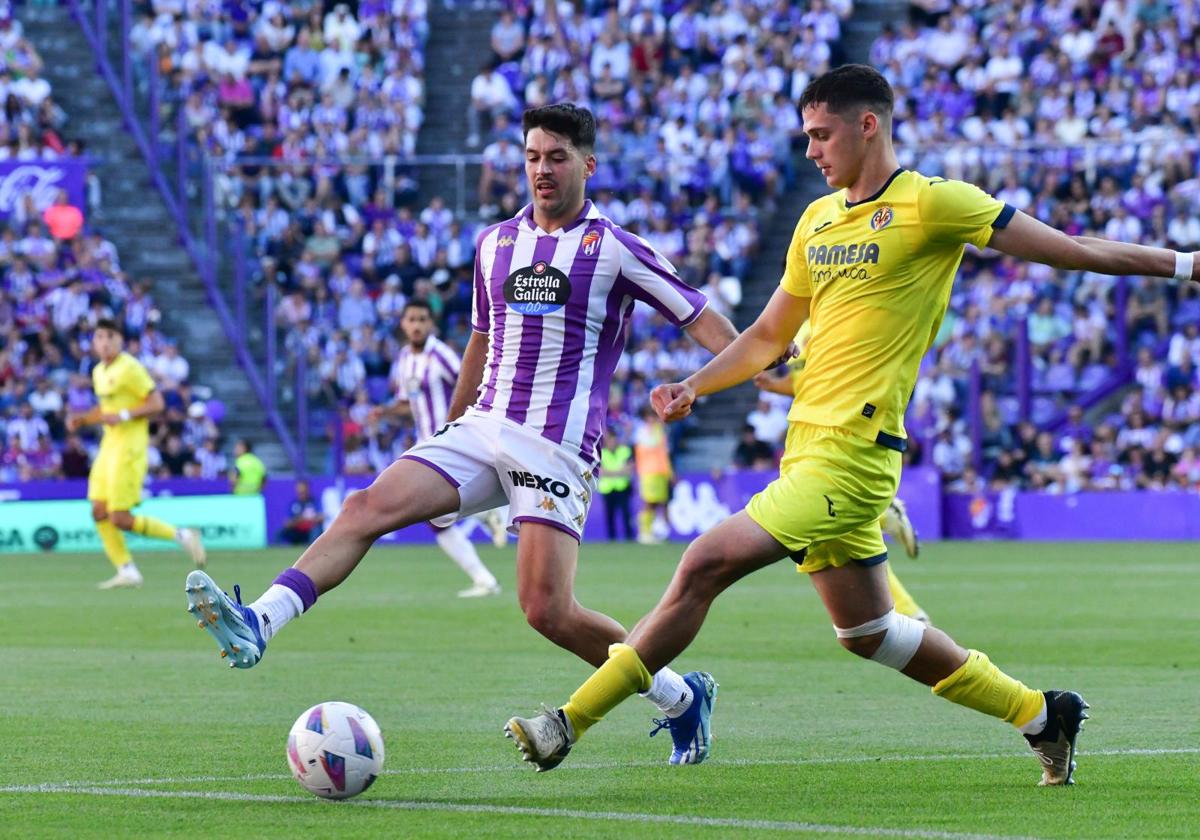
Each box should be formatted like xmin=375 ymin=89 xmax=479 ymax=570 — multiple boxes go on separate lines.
xmin=287 ymin=701 xmax=385 ymax=800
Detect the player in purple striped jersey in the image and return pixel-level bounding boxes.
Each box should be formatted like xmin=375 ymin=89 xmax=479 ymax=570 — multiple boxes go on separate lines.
xmin=184 ymin=104 xmax=742 ymax=765
xmin=373 ymin=300 xmax=503 ymax=598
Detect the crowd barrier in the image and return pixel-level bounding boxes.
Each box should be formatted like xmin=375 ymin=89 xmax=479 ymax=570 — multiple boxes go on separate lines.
xmin=5 ymin=470 xmax=1195 ymax=548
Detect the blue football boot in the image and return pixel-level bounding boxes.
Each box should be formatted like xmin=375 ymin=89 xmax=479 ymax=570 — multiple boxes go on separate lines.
xmin=650 ymin=671 xmax=718 ymax=765
xmin=185 ymin=570 xmax=265 ymax=668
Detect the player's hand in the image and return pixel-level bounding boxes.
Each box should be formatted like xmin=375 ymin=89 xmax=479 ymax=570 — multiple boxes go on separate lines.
xmin=651 ymin=382 xmax=695 ymax=423
xmin=766 ymin=342 xmax=799 ymax=370
xmin=65 ymin=414 xmax=83 ymax=431
xmin=100 ymin=413 xmax=123 ymax=426
xmin=752 ymin=371 xmax=776 ymax=390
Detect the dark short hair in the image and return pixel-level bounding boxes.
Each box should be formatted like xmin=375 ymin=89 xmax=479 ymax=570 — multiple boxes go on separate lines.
xmin=402 ymin=298 xmax=434 ymax=317
xmin=94 ymin=318 xmax=123 ymax=338
xmin=522 ymin=103 xmax=596 ymax=153
xmin=799 ymin=64 xmax=894 ymax=120
xmin=237 ymin=438 xmax=253 ymax=452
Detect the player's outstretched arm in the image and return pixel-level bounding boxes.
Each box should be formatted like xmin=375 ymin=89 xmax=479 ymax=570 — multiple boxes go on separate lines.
xmin=445 ymin=330 xmax=487 ymax=423
xmin=652 ymin=288 xmax=809 ymax=421
xmin=682 ymin=307 xmax=739 ymax=355
xmin=988 ymin=211 xmax=1198 ymax=283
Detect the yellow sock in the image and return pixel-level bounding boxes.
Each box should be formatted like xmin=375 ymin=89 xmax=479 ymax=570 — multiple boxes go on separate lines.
xmin=132 ymin=515 xmax=177 ymax=542
xmin=562 ymin=643 xmax=653 ymax=738
xmin=887 ymin=565 xmax=925 ymax=619
xmin=638 ymin=509 xmax=654 ymax=537
xmin=932 ymin=650 xmax=1045 ymax=728
xmin=96 ymin=520 xmax=132 ymax=569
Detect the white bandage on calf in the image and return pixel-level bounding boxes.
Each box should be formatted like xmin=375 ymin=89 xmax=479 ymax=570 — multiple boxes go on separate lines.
xmin=834 ymin=609 xmax=925 ymax=671
xmin=1175 ymin=251 xmax=1195 ymax=283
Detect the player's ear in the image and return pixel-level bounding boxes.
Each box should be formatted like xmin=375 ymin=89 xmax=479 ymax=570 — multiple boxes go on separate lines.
xmin=584 ymin=153 xmax=597 ymax=178
xmin=861 ymin=111 xmax=878 ymax=140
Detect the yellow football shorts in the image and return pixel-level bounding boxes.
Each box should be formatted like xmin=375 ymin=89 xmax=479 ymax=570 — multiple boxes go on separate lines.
xmin=87 ymin=440 xmax=148 ymax=511
xmin=638 ymin=473 xmax=671 ymax=505
xmin=745 ymin=422 xmax=902 ymax=574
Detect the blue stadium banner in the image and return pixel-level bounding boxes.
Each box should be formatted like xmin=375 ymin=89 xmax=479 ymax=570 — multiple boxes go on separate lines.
xmin=0 ymin=495 xmax=266 ymax=553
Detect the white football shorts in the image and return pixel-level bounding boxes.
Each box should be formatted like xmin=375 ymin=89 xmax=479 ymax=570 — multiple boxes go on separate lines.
xmin=400 ymin=412 xmax=597 ymax=541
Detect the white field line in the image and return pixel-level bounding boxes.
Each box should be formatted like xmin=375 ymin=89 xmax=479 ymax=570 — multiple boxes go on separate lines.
xmin=0 ymin=784 xmax=1041 ymax=840
xmin=24 ymin=746 xmax=1199 ymax=791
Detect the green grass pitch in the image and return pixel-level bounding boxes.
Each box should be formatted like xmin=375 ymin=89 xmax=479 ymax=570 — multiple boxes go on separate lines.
xmin=1 ymin=541 xmax=1197 ymax=838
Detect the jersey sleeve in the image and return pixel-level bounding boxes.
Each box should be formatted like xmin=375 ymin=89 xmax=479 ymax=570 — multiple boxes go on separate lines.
xmin=124 ymin=358 xmax=156 ymax=400
xmin=780 ymin=216 xmax=812 ymax=298
xmin=612 ymin=226 xmax=707 ymax=327
xmin=917 ymin=177 xmax=1015 ymax=248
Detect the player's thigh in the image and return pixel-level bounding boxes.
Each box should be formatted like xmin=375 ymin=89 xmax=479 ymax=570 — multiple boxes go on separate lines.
xmin=402 ymin=415 xmax=507 ymax=526
xmin=514 ymin=520 xmax=580 ymax=608
xmin=106 ymin=448 xmax=147 ymax=513
xmin=86 ymin=443 xmax=114 ymax=505
xmin=808 ymin=559 xmax=893 ymax=629
xmin=349 ymin=457 xmax=463 ymax=531
xmin=675 ymin=509 xmax=791 ymax=591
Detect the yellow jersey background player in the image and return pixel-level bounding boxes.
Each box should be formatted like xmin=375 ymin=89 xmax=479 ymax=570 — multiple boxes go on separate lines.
xmin=502 ymin=62 xmax=1196 ymax=784
xmin=67 ymin=319 xmax=206 ymax=589
xmin=754 ymin=321 xmax=927 ymax=623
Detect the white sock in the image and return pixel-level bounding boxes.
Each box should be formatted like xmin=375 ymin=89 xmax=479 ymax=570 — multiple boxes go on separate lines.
xmin=436 ymin=526 xmax=497 ymax=587
xmin=639 ymin=667 xmax=694 ymax=718
xmin=1018 ymin=699 xmax=1049 ymax=736
xmin=251 ymin=584 xmax=304 ymax=642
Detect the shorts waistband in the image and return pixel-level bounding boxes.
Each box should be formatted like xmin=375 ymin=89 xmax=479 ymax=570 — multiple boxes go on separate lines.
xmin=875 ymin=431 xmax=908 ymax=453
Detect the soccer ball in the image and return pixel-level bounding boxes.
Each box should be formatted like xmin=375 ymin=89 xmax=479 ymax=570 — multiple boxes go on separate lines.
xmin=286 ymin=701 xmax=385 ymax=800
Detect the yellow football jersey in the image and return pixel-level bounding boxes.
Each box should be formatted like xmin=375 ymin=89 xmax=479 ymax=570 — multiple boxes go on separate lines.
xmin=779 ymin=169 xmax=1012 ymax=447
xmin=91 ymin=351 xmax=156 ymax=446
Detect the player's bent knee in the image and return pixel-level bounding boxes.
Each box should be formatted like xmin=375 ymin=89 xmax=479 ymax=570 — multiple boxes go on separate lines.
xmin=676 ymin=542 xmax=730 ymax=596
xmin=110 ymin=511 xmax=135 ymax=531
xmin=834 ymin=609 xmax=925 ymax=670
xmin=521 ymin=599 xmax=572 ymax=644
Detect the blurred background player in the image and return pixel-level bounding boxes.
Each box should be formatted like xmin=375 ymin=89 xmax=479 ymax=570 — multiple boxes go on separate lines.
xmin=633 ymin=405 xmax=672 ymax=544
xmin=598 ymin=428 xmax=634 ymax=542
xmin=67 ymin=319 xmax=205 ymax=589
xmin=755 ymin=319 xmax=928 ymax=623
xmin=374 ymin=299 xmax=502 ymax=597
xmin=229 ymin=439 xmax=267 ymax=495
xmin=279 ymin=480 xmax=323 ymax=546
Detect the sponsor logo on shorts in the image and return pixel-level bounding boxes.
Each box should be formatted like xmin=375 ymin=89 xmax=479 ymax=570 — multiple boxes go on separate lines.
xmin=509 ymin=470 xmax=570 ymax=498
xmin=504 ymin=262 xmax=572 ymax=315
xmin=538 ymin=497 xmax=558 ymax=512
xmin=862 ymin=403 xmax=876 ymax=418
xmin=823 ymin=494 xmax=836 ymax=518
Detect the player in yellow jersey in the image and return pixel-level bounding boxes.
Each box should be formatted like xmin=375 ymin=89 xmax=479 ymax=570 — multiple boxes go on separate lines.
xmin=754 ymin=320 xmax=927 ymax=622
xmin=67 ymin=319 xmax=206 ymax=588
xmin=505 ymin=64 xmax=1198 ymax=784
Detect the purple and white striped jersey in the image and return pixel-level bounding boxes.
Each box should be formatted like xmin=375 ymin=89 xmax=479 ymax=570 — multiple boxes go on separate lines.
xmin=390 ymin=335 xmax=461 ymax=441
xmin=467 ymin=200 xmax=708 ymax=467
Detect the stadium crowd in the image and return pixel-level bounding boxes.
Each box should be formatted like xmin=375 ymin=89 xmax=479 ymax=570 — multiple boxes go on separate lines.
xmin=0 ymin=11 xmax=229 ymax=482
xmin=126 ymin=0 xmax=851 ymax=467
xmin=9 ymin=0 xmax=1200 ymax=495
xmin=862 ymin=0 xmax=1200 ymax=493
xmin=742 ymin=0 xmax=1200 ymax=494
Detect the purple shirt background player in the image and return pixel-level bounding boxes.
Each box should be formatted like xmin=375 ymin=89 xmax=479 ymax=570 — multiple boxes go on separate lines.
xmin=468 ymin=199 xmax=707 ymax=466
xmin=390 ymin=333 xmax=459 ymax=442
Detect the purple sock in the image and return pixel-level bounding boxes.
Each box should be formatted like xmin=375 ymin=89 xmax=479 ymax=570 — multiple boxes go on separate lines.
xmin=274 ymin=568 xmax=318 ymax=612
